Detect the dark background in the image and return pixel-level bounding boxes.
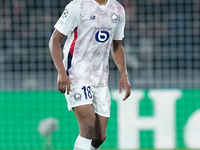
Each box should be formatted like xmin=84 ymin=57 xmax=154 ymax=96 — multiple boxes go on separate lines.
xmin=0 ymin=0 xmax=200 ymax=90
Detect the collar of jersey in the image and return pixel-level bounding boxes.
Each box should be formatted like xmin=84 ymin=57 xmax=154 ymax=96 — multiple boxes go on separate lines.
xmin=91 ymin=0 xmax=110 ymax=7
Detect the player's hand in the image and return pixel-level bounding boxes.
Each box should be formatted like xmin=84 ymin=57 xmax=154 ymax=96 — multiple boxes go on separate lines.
xmin=57 ymin=72 xmax=72 ymax=94
xmin=119 ymin=73 xmax=131 ymax=101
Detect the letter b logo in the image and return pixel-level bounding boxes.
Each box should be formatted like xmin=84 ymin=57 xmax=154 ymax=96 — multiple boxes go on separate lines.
xmin=95 ymin=30 xmax=109 ymax=43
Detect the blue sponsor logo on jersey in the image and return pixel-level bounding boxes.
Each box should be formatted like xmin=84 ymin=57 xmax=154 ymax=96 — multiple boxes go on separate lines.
xmin=95 ymin=30 xmax=109 ymax=43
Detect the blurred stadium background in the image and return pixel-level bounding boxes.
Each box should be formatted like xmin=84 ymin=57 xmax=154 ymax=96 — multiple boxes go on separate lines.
xmin=0 ymin=0 xmax=200 ymax=149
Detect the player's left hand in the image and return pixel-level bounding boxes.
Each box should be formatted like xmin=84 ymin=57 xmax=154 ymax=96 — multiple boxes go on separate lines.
xmin=119 ymin=73 xmax=131 ymax=101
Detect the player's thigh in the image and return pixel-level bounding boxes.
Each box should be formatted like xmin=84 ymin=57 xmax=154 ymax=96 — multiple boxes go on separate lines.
xmin=73 ymin=104 xmax=96 ymax=123
xmin=94 ymin=114 xmax=108 ymax=137
xmin=73 ymin=104 xmax=96 ymax=138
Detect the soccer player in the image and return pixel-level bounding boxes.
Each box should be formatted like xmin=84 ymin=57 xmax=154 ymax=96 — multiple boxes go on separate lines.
xmin=49 ymin=0 xmax=131 ymax=149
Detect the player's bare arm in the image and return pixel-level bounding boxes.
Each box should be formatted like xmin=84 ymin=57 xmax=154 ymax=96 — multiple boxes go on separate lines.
xmin=49 ymin=29 xmax=71 ymax=94
xmin=112 ymin=40 xmax=131 ymax=101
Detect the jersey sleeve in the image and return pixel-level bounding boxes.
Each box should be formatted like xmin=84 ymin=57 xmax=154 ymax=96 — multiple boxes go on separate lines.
xmin=113 ymin=9 xmax=125 ymax=40
xmin=54 ymin=1 xmax=79 ymax=36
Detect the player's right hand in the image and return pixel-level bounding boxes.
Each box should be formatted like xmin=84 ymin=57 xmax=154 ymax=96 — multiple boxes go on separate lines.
xmin=57 ymin=72 xmax=72 ymax=94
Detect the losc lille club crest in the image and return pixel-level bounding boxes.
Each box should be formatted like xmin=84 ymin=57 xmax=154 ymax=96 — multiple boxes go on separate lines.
xmin=74 ymin=93 xmax=82 ymax=102
xmin=111 ymin=12 xmax=118 ymax=23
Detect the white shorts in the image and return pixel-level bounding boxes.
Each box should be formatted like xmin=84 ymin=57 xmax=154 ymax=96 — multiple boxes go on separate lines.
xmin=65 ymin=84 xmax=111 ymax=118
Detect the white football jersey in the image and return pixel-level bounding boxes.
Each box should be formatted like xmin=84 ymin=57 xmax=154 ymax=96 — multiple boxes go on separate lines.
xmin=54 ymin=0 xmax=125 ymax=86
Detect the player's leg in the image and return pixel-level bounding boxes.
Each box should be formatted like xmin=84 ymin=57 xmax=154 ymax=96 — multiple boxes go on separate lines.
xmin=73 ymin=104 xmax=96 ymax=138
xmin=65 ymin=84 xmax=95 ymax=150
xmin=91 ymin=86 xmax=111 ymax=149
xmin=73 ymin=104 xmax=96 ymax=150
xmin=91 ymin=114 xmax=108 ymax=149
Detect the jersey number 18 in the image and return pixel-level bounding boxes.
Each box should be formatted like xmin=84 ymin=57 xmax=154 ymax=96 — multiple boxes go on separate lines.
xmin=81 ymin=86 xmax=92 ymax=99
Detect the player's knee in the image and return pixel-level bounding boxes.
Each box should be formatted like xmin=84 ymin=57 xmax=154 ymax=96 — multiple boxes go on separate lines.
xmin=86 ymin=123 xmax=95 ymax=135
xmin=81 ymin=118 xmax=96 ymax=137
xmin=92 ymin=134 xmax=107 ymax=147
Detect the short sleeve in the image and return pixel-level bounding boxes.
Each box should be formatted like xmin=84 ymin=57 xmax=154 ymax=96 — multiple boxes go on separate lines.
xmin=113 ymin=9 xmax=125 ymax=40
xmin=54 ymin=1 xmax=79 ymax=36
